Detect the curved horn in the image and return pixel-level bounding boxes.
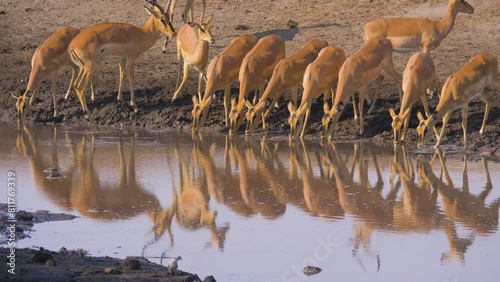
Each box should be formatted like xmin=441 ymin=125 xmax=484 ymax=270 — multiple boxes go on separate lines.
xmin=148 ymin=0 xmax=165 ymax=12
xmin=165 ymin=0 xmax=173 ymax=15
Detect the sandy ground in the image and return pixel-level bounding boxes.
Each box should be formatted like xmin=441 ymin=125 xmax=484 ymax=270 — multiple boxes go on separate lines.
xmin=0 ymin=0 xmax=499 ymax=152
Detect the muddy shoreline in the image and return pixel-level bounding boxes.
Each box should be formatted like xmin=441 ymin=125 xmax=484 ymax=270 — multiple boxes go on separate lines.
xmin=0 ymin=204 xmax=216 ymax=281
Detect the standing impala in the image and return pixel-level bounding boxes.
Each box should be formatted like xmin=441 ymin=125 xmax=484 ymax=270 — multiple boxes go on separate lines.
xmin=229 ymin=34 xmax=285 ymax=135
xmin=389 ymin=52 xmax=438 ymax=147
xmin=244 ymin=39 xmax=328 ymax=135
xmin=163 ymin=0 xmax=208 ymax=53
xmin=11 ymin=26 xmax=80 ymax=123
xmin=416 ymin=52 xmax=499 ymax=149
xmin=363 ymin=0 xmax=474 ymax=54
xmin=68 ymin=0 xmax=176 ymax=119
xmin=191 ymin=34 xmax=258 ymax=132
xmin=171 ymin=15 xmax=215 ymax=102
xmin=321 ymin=36 xmax=402 ymax=141
xmin=288 ymin=45 xmax=346 ymax=142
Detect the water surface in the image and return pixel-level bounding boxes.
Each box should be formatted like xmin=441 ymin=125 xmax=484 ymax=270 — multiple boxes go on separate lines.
xmin=1 ymin=122 xmax=499 ymax=281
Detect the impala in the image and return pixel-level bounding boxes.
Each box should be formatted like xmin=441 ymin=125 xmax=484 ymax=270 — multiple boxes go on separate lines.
xmin=321 ymin=36 xmax=402 ymax=141
xmin=228 ymin=34 xmax=285 ymax=135
xmin=191 ymin=34 xmax=258 ymax=132
xmin=163 ymin=0 xmax=207 ymax=53
xmin=68 ymin=0 xmax=176 ymax=119
xmin=363 ymin=0 xmax=474 ymax=54
xmin=171 ymin=16 xmax=215 ymax=101
xmin=244 ymin=39 xmax=328 ymax=135
xmin=11 ymin=26 xmax=80 ymax=123
xmin=288 ymin=45 xmax=346 ymax=142
xmin=416 ymin=52 xmax=499 ymax=149
xmin=389 ymin=52 xmax=438 ymax=147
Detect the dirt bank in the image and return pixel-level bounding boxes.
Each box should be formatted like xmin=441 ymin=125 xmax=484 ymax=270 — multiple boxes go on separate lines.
xmin=0 ymin=0 xmax=498 ymax=152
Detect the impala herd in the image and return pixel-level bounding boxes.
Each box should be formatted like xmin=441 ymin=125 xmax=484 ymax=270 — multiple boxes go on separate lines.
xmin=11 ymin=0 xmax=499 ymax=149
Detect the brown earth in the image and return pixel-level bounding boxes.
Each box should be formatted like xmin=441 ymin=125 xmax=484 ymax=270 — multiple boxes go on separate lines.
xmin=0 ymin=0 xmax=499 ymax=153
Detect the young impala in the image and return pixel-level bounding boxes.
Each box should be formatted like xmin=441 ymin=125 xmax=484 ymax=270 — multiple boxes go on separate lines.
xmin=288 ymin=45 xmax=346 ymax=142
xmin=228 ymin=34 xmax=285 ymax=135
xmin=416 ymin=52 xmax=499 ymax=149
xmin=191 ymin=34 xmax=258 ymax=132
xmin=171 ymin=15 xmax=215 ymax=102
xmin=363 ymin=0 xmax=474 ymax=54
xmin=321 ymin=36 xmax=402 ymax=141
xmin=11 ymin=26 xmax=80 ymax=123
xmin=244 ymin=39 xmax=328 ymax=135
xmin=389 ymin=52 xmax=438 ymax=147
xmin=68 ymin=0 xmax=176 ymax=119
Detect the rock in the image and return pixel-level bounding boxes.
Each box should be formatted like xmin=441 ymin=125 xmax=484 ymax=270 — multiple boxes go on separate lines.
xmin=31 ymin=251 xmax=53 ymax=263
xmin=121 ymin=257 xmax=141 ymax=270
xmin=16 ymin=210 xmax=34 ymax=221
xmin=81 ymin=267 xmax=96 ymax=276
xmin=203 ymin=275 xmax=217 ymax=282
xmin=234 ymin=24 xmax=249 ymax=30
xmin=104 ymin=267 xmax=121 ymax=275
xmin=303 ymin=265 xmax=322 ymax=276
xmin=45 ymin=258 xmax=56 ymax=266
xmin=284 ymin=19 xmax=298 ymax=28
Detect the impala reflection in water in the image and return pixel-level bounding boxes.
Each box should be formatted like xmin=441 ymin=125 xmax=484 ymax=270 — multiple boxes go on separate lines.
xmin=3 ymin=122 xmax=499 ymax=281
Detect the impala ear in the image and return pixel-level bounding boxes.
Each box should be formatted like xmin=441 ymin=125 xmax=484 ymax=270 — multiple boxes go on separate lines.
xmin=323 ymin=102 xmax=330 ymax=113
xmin=230 ymin=97 xmax=237 ymax=108
xmin=205 ymin=15 xmax=213 ymax=25
xmin=417 ymin=111 xmax=425 ymax=122
xmin=287 ymin=101 xmax=295 ymax=113
xmin=244 ymin=100 xmax=253 ymax=109
xmin=402 ymin=107 xmax=411 ymax=119
xmin=389 ymin=108 xmax=397 ymax=119
xmin=192 ymin=95 xmax=199 ymax=105
xmin=10 ymin=91 xmax=21 ymax=99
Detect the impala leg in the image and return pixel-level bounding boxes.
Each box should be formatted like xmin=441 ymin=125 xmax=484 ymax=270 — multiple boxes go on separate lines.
xmin=401 ymin=104 xmax=413 ymax=142
xmin=90 ymin=80 xmax=95 ymax=102
xmin=367 ymin=75 xmax=384 ymax=115
xmin=461 ymin=104 xmax=469 ymax=149
xmin=301 ymin=108 xmax=311 ymax=139
xmin=435 ymin=112 xmax=451 ymax=148
xmin=126 ymin=61 xmax=138 ymax=112
xmin=479 ymin=93 xmax=492 ymax=135
xmin=173 ymin=62 xmax=189 ymax=101
xmin=291 ymin=86 xmax=298 ymax=108
xmin=352 ymin=93 xmax=359 ymax=121
xmin=118 ymin=59 xmax=126 ymax=102
xmin=223 ymin=85 xmax=231 ymax=126
xmin=197 ymin=71 xmax=204 ymax=102
xmin=358 ymin=85 xmax=367 ymax=135
xmin=50 ymin=71 xmax=58 ymax=117
xmin=66 ymin=62 xmax=79 ymax=100
xmin=75 ymin=68 xmax=92 ymax=120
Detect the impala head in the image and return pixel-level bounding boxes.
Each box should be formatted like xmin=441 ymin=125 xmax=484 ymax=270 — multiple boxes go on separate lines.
xmin=189 ymin=15 xmax=215 ymax=44
xmin=144 ymin=0 xmax=177 ymax=38
xmin=244 ymin=100 xmax=265 ymax=135
xmin=229 ymin=98 xmax=245 ymax=135
xmin=416 ymin=111 xmax=438 ymax=148
xmin=191 ymin=95 xmax=211 ymax=133
xmin=11 ymin=91 xmax=30 ymax=123
xmin=288 ymin=102 xmax=301 ymax=142
xmin=451 ymin=0 xmax=474 ymax=15
xmin=320 ymin=102 xmax=342 ymax=141
xmin=389 ymin=107 xmax=410 ymax=148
